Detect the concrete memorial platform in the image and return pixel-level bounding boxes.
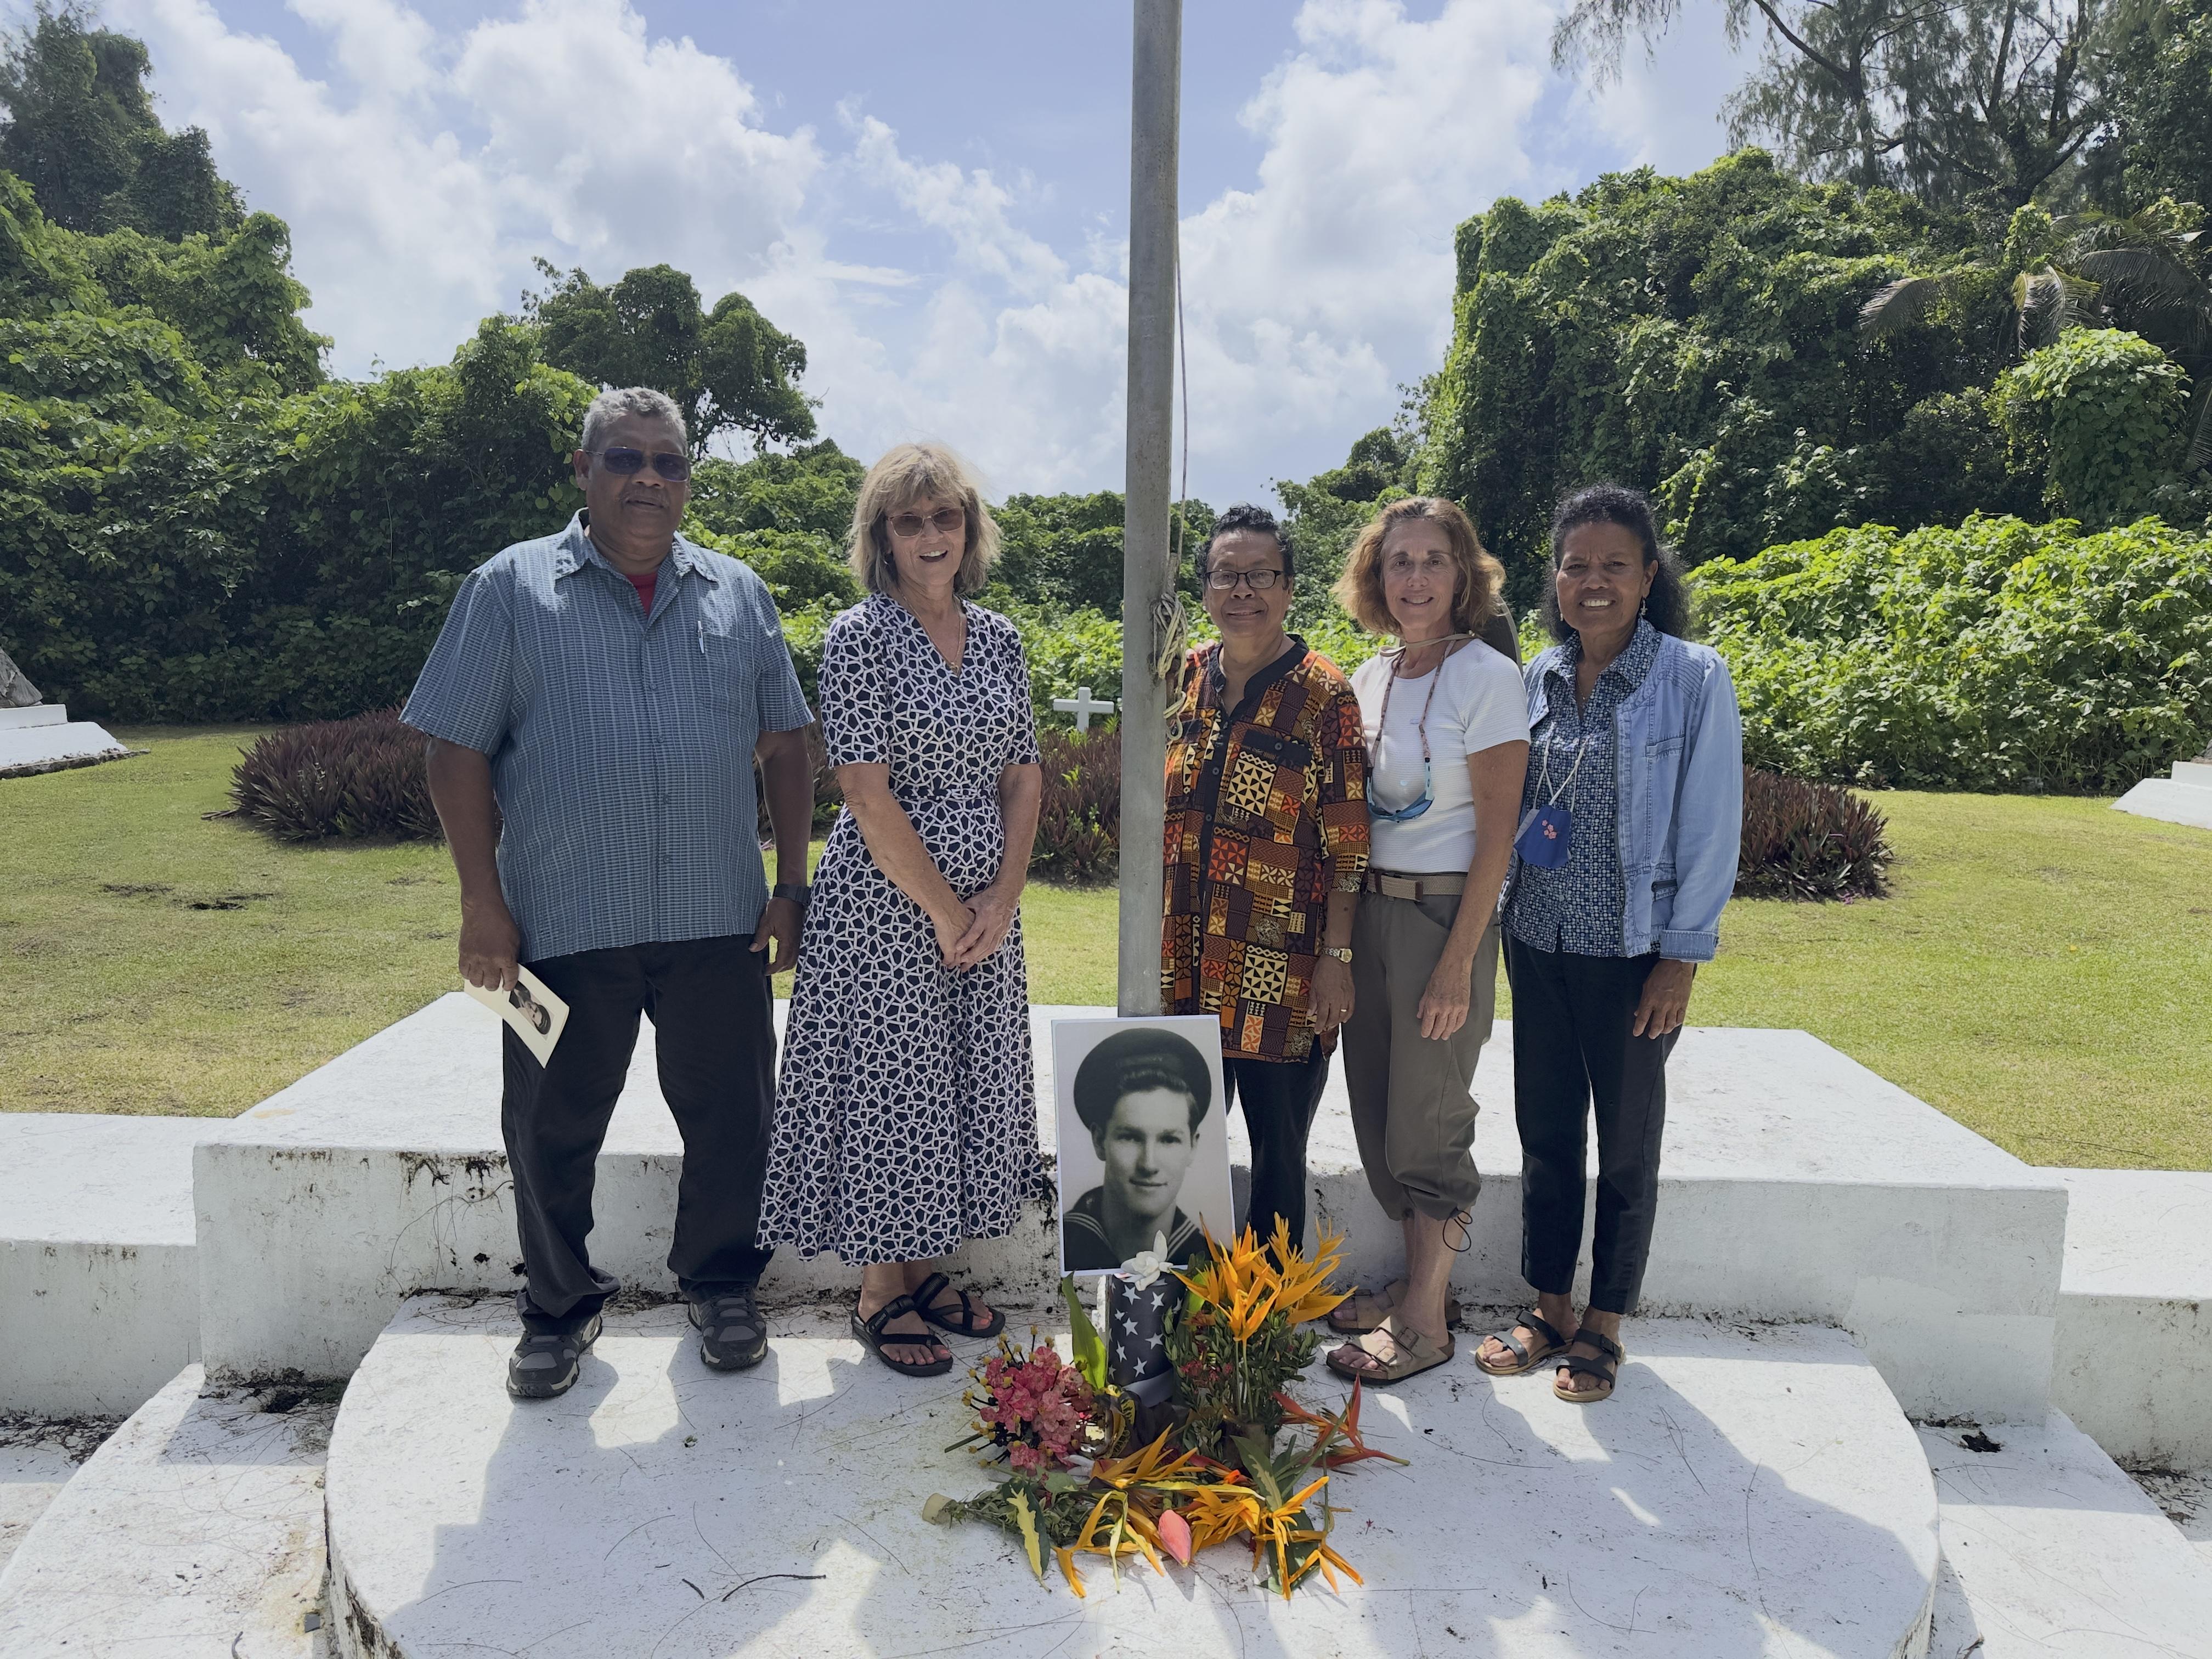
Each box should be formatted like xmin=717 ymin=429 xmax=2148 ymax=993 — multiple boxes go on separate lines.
xmin=196 ymin=997 xmax=2064 ymax=1421
xmin=0 ymin=1367 xmax=331 ymax=1659
xmin=2114 ymin=758 xmax=2212 ymax=832
xmin=2050 ymin=1169 xmax=2212 ymax=1467
xmin=326 ymin=1296 xmax=1940 ymax=1659
xmin=0 ymin=704 xmax=129 ymax=778
xmin=0 ymin=1113 xmax=229 ymax=1415
xmin=1917 ymin=1412 xmax=2212 ymax=1656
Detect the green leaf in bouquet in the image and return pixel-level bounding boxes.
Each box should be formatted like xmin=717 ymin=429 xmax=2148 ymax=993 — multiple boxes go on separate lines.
xmin=1060 ymin=1275 xmax=1108 ymax=1389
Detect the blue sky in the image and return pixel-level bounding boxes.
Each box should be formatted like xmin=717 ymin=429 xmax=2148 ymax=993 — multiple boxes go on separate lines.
xmin=76 ymin=1 xmax=1750 ymax=503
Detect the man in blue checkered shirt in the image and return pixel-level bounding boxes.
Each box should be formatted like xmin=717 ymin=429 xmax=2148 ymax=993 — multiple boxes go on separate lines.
xmin=404 ymin=387 xmax=816 ymax=1399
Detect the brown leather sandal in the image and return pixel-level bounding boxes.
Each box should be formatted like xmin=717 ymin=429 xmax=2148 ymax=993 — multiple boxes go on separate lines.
xmin=1326 ymin=1280 xmax=1464 ymax=1335
xmin=1325 ymin=1317 xmax=1455 ymax=1385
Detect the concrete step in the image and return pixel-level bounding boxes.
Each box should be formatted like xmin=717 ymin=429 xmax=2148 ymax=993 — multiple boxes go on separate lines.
xmin=200 ymin=998 xmax=2066 ymax=1423
xmin=2051 ymin=1169 xmax=2212 ymax=1468
xmin=0 ymin=706 xmax=64 ymax=732
xmin=0 ymin=1113 xmax=231 ymax=1415
xmin=1918 ymin=1413 xmax=2212 ymax=1657
xmin=0 ymin=1420 xmax=109 ymax=1576
xmin=0 ymin=719 xmax=127 ymax=776
xmin=0 ymin=1367 xmax=332 ymax=1658
xmin=325 ymin=1296 xmax=1938 ymax=1658
xmin=2113 ymin=766 xmax=2212 ymax=831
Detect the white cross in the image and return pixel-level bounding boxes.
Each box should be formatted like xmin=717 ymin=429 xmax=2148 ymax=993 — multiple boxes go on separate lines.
xmin=1052 ymin=685 xmax=1117 ymax=732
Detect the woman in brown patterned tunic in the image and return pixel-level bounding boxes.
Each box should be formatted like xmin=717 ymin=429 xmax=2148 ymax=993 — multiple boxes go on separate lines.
xmin=1161 ymin=503 xmax=1369 ymax=1256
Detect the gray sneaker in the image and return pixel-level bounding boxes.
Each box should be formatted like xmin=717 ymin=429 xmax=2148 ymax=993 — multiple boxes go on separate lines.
xmin=506 ymin=1312 xmax=603 ymax=1399
xmin=689 ymin=1286 xmax=768 ymax=1371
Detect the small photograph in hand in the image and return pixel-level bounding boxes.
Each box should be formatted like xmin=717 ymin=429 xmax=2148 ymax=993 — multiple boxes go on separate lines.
xmin=464 ymin=966 xmax=568 ymax=1065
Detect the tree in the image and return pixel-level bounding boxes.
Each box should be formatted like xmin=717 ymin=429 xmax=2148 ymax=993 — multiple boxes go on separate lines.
xmin=0 ymin=3 xmax=240 ymax=238
xmin=526 ymin=259 xmax=816 ymax=456
xmin=1416 ymin=151 xmax=2042 ymax=592
xmin=2103 ymin=0 xmax=2212 ymax=214
xmin=1555 ymin=0 xmax=2140 ymax=211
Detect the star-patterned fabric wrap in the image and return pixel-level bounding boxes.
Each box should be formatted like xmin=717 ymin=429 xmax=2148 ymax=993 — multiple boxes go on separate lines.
xmin=1161 ymin=640 xmax=1370 ymax=1063
xmin=1104 ymin=1273 xmax=1176 ymax=1404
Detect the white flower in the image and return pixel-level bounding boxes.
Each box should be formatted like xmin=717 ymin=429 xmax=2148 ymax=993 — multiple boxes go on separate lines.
xmin=1118 ymin=1231 xmax=1171 ymax=1290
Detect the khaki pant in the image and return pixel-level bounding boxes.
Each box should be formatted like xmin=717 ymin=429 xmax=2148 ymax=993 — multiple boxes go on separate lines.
xmin=1343 ymin=889 xmax=1497 ymax=1222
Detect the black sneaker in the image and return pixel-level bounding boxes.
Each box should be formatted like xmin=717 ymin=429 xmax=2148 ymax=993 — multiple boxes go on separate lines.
xmin=689 ymin=1286 xmax=769 ymax=1371
xmin=506 ymin=1312 xmax=602 ymax=1399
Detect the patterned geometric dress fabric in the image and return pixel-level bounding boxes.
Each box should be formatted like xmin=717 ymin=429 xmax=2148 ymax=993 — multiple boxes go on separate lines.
xmin=759 ymin=595 xmax=1042 ymax=1265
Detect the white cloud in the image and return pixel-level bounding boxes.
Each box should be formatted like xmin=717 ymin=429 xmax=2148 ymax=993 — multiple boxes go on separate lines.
xmin=103 ymin=0 xmax=1685 ymax=501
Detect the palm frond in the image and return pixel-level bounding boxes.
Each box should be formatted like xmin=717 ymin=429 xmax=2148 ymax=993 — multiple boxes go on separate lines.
xmin=2013 ymin=268 xmax=2076 ymax=351
xmin=2073 ymin=248 xmax=2204 ymax=308
xmin=1858 ymin=275 xmax=1949 ymax=342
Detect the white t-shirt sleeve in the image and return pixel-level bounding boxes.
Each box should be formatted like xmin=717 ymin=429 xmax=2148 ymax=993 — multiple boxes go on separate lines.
xmin=1452 ymin=642 xmax=1531 ymax=755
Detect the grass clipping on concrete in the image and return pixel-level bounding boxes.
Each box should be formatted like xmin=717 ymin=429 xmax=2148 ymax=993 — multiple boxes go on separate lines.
xmin=3 ymin=726 xmax=2207 ymax=1170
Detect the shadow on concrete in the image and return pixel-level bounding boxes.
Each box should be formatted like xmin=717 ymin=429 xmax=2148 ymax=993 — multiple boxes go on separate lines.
xmin=330 ymin=1300 xmax=1938 ymax=1658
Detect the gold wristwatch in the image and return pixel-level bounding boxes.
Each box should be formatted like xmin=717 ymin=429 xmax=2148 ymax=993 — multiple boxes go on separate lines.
xmin=1322 ymin=946 xmax=1353 ymax=965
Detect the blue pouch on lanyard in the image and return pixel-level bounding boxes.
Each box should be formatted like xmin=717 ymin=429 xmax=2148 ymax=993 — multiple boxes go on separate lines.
xmin=1514 ymin=804 xmax=1572 ymax=868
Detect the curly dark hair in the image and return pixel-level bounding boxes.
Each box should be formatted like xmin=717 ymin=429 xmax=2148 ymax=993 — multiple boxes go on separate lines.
xmin=1198 ymin=501 xmax=1295 ymax=584
xmin=1540 ymin=483 xmax=1693 ymax=641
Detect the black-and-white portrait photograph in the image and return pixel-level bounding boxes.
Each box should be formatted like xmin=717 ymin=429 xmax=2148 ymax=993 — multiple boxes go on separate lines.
xmin=1054 ymin=1016 xmax=1233 ymax=1277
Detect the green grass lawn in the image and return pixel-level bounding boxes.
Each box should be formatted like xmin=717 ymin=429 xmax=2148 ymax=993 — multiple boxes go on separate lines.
xmin=4 ymin=726 xmax=2208 ymax=1169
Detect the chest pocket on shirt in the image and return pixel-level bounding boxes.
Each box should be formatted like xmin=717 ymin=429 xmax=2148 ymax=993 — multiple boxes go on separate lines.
xmin=1223 ymin=728 xmax=1312 ymax=839
xmin=695 ymin=619 xmax=764 ymax=726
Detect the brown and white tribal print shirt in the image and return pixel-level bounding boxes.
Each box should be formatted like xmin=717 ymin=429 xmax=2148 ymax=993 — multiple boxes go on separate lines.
xmin=1161 ymin=638 xmax=1370 ymax=1063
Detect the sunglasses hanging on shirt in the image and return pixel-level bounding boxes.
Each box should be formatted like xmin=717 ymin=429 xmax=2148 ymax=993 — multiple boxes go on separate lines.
xmin=1364 ymin=634 xmax=1480 ymax=825
xmin=1513 ymin=729 xmax=1594 ymax=870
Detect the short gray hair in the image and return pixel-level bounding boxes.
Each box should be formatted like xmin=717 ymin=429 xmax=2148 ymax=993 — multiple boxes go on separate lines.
xmin=580 ymin=387 xmax=685 ymax=453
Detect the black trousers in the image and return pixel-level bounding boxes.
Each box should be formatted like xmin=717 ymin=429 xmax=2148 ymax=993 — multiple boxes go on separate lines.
xmin=504 ymin=933 xmax=776 ymax=1334
xmin=1223 ymin=1048 xmax=1331 ymax=1252
xmin=1506 ymin=937 xmax=1679 ymax=1316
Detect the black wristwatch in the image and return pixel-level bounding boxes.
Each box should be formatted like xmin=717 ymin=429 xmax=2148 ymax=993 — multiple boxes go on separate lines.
xmin=772 ymin=883 xmax=811 ymax=907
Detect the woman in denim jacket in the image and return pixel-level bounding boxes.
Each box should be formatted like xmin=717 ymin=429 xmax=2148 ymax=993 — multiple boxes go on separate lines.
xmin=1475 ymin=485 xmax=1741 ymax=1404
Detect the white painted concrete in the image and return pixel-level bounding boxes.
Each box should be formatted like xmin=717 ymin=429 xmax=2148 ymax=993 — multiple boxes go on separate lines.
xmin=0 ymin=1113 xmax=229 ymax=1414
xmin=2114 ymin=765 xmax=2212 ymax=831
xmin=328 ymin=1296 xmax=1938 ymax=1658
xmin=0 ymin=1434 xmax=83 ymax=1576
xmin=1917 ymin=1412 xmax=2212 ymax=1657
xmin=0 ymin=1366 xmax=331 ymax=1659
xmin=0 ymin=706 xmax=62 ymax=731
xmin=2051 ymin=1169 xmax=2212 ymax=1466
xmin=0 ymin=713 xmax=126 ymax=775
xmin=195 ymin=998 xmax=2065 ymax=1420
xmin=2130 ymin=1468 xmax=2212 ymax=1575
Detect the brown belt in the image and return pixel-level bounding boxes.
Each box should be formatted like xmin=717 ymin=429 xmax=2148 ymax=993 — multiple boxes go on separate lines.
xmin=1363 ymin=870 xmax=1466 ymax=901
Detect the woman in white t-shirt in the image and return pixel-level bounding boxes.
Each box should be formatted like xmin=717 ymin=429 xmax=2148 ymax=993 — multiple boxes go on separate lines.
xmin=1322 ymin=497 xmax=1531 ymax=1386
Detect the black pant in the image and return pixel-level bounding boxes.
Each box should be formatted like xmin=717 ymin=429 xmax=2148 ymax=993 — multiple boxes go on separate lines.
xmin=1506 ymin=937 xmax=1678 ymax=1315
xmin=504 ymin=934 xmax=776 ymax=1334
xmin=1223 ymin=1048 xmax=1331 ymax=1252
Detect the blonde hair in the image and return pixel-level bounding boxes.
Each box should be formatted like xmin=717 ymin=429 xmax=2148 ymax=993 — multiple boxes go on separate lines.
xmin=1333 ymin=496 xmax=1505 ymax=638
xmin=846 ymin=441 xmax=1001 ymax=597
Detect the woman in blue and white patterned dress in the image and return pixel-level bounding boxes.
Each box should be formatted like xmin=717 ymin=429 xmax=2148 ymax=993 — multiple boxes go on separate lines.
xmin=759 ymin=442 xmax=1042 ymax=1379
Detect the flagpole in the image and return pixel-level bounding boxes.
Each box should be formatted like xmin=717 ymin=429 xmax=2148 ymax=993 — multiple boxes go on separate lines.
xmin=1118 ymin=0 xmax=1182 ymax=1017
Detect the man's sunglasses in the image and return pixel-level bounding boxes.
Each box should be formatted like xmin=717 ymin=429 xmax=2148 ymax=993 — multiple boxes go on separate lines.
xmin=586 ymin=447 xmax=691 ymax=481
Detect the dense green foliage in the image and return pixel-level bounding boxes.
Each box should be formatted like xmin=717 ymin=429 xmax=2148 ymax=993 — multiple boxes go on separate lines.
xmin=1408 ymin=150 xmax=2212 ymax=601
xmin=1419 ymin=154 xmax=2021 ymax=590
xmin=1995 ymin=326 xmax=2198 ymax=523
xmin=1697 ymin=515 xmax=2212 ymax=790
